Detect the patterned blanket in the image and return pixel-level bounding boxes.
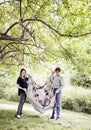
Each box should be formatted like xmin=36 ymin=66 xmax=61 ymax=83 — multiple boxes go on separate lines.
xmin=27 ymin=74 xmax=56 ymax=113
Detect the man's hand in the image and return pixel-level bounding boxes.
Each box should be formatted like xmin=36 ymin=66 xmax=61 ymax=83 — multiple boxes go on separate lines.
xmin=51 ymin=71 xmax=55 ymax=75
xmin=56 ymin=89 xmax=59 ymax=94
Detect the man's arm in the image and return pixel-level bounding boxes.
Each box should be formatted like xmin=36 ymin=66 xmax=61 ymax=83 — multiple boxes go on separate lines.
xmin=57 ymin=76 xmax=64 ymax=93
xmin=60 ymin=76 xmax=64 ymax=88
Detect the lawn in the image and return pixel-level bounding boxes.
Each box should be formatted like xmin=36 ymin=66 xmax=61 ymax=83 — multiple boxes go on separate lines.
xmin=0 ymin=100 xmax=91 ymax=130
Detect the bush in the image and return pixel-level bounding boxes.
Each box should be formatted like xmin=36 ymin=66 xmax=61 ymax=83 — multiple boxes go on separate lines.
xmin=0 ymin=81 xmax=11 ymax=99
xmin=70 ymin=72 xmax=91 ymax=88
xmin=62 ymin=87 xmax=91 ymax=114
xmin=9 ymin=92 xmax=29 ymax=103
xmin=0 ymin=88 xmax=5 ymax=99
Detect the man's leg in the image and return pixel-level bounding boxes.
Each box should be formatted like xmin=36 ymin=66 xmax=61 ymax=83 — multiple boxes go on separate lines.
xmin=50 ymin=89 xmax=57 ymax=119
xmin=51 ymin=103 xmax=56 ymax=118
xmin=16 ymin=93 xmax=26 ymax=116
xmin=56 ymin=91 xmax=62 ymax=119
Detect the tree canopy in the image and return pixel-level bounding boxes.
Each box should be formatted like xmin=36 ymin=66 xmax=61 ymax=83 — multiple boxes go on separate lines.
xmin=0 ymin=0 xmax=91 ymax=76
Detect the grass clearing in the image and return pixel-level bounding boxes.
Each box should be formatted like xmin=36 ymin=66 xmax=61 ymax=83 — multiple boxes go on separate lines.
xmin=0 ymin=100 xmax=91 ymax=130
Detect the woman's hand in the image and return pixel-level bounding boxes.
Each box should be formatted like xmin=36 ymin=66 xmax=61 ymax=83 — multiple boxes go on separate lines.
xmin=26 ymin=74 xmax=29 ymax=78
xmin=17 ymin=85 xmax=27 ymax=93
xmin=23 ymin=88 xmax=27 ymax=92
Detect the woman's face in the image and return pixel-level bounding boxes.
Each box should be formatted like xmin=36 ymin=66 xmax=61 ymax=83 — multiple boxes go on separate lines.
xmin=21 ymin=70 xmax=26 ymax=77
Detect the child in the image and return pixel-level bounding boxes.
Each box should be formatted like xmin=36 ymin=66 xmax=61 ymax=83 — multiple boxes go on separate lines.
xmin=50 ymin=67 xmax=64 ymax=120
xmin=44 ymin=92 xmax=50 ymax=107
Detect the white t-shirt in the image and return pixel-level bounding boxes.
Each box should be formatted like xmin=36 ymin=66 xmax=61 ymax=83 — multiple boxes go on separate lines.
xmin=53 ymin=75 xmax=64 ymax=90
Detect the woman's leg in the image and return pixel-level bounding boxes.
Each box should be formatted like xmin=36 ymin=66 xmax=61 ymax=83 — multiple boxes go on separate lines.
xmin=20 ymin=94 xmax=27 ymax=115
xmin=16 ymin=93 xmax=26 ymax=115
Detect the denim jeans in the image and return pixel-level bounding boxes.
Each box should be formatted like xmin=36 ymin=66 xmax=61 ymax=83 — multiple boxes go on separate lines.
xmin=16 ymin=93 xmax=26 ymax=115
xmin=52 ymin=89 xmax=62 ymax=118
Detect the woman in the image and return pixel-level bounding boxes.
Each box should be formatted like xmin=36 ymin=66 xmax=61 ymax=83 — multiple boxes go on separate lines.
xmin=15 ymin=68 xmax=28 ymax=118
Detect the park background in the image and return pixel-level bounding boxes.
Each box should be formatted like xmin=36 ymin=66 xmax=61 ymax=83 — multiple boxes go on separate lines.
xmin=0 ymin=0 xmax=91 ymax=130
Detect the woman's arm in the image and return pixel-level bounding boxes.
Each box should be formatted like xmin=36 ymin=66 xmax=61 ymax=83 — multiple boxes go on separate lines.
xmin=17 ymin=84 xmax=26 ymax=92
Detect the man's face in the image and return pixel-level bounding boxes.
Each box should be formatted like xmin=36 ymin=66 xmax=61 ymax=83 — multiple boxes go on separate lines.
xmin=55 ymin=71 xmax=60 ymax=76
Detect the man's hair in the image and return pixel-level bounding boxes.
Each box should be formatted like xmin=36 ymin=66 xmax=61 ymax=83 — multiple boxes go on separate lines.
xmin=55 ymin=67 xmax=61 ymax=72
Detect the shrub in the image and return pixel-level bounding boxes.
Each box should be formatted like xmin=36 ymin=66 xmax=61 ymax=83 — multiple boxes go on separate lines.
xmin=70 ymin=72 xmax=91 ymax=88
xmin=62 ymin=87 xmax=91 ymax=114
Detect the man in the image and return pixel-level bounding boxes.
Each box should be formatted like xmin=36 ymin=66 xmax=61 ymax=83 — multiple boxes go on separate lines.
xmin=50 ymin=67 xmax=64 ymax=120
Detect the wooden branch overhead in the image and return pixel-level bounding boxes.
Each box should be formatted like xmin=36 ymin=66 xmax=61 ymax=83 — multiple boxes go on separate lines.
xmin=0 ymin=18 xmax=91 ymax=42
xmin=0 ymin=0 xmax=91 ymax=42
xmin=0 ymin=35 xmax=28 ymax=41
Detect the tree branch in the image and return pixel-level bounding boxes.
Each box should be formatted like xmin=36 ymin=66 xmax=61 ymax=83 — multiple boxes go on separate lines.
xmin=0 ymin=50 xmax=16 ymax=62
xmin=21 ymin=21 xmax=30 ymax=39
xmin=4 ymin=22 xmax=19 ymax=35
xmin=20 ymin=0 xmax=23 ymax=21
xmin=2 ymin=18 xmax=91 ymax=40
xmin=0 ymin=43 xmax=11 ymax=53
xmin=0 ymin=36 xmax=25 ymax=41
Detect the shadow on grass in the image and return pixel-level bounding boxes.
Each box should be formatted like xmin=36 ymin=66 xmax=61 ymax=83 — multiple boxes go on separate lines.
xmin=27 ymin=115 xmax=40 ymax=118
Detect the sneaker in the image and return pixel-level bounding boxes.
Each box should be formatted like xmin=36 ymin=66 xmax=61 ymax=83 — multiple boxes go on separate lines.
xmin=56 ymin=117 xmax=60 ymax=121
xmin=50 ymin=116 xmax=55 ymax=119
xmin=16 ymin=115 xmax=21 ymax=119
xmin=20 ymin=114 xmax=23 ymax=117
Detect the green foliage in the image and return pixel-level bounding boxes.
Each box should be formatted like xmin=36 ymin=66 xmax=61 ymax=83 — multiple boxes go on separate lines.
xmin=0 ymin=0 xmax=91 ymax=117
xmin=0 ymin=0 xmax=91 ymax=70
xmin=0 ymin=66 xmax=18 ymax=99
xmin=70 ymin=72 xmax=91 ymax=88
xmin=62 ymin=87 xmax=91 ymax=114
xmin=0 ymin=88 xmax=4 ymax=99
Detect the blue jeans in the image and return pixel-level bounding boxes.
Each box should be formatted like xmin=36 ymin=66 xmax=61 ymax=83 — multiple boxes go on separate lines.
xmin=16 ymin=93 xmax=26 ymax=115
xmin=52 ymin=89 xmax=62 ymax=118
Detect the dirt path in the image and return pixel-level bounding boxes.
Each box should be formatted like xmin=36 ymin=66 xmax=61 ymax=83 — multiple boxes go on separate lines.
xmin=0 ymin=102 xmax=39 ymax=114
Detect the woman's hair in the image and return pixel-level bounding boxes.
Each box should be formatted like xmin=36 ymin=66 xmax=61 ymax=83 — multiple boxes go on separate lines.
xmin=55 ymin=67 xmax=61 ymax=72
xmin=20 ymin=68 xmax=26 ymax=77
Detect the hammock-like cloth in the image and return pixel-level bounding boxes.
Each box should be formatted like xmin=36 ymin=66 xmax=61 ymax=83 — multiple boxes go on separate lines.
xmin=27 ymin=74 xmax=56 ymax=114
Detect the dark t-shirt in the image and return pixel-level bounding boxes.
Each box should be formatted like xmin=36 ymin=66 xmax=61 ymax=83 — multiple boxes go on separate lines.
xmin=17 ymin=77 xmax=28 ymax=96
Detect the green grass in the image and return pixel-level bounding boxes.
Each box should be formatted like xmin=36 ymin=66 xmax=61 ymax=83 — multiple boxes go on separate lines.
xmin=0 ymin=100 xmax=91 ymax=130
